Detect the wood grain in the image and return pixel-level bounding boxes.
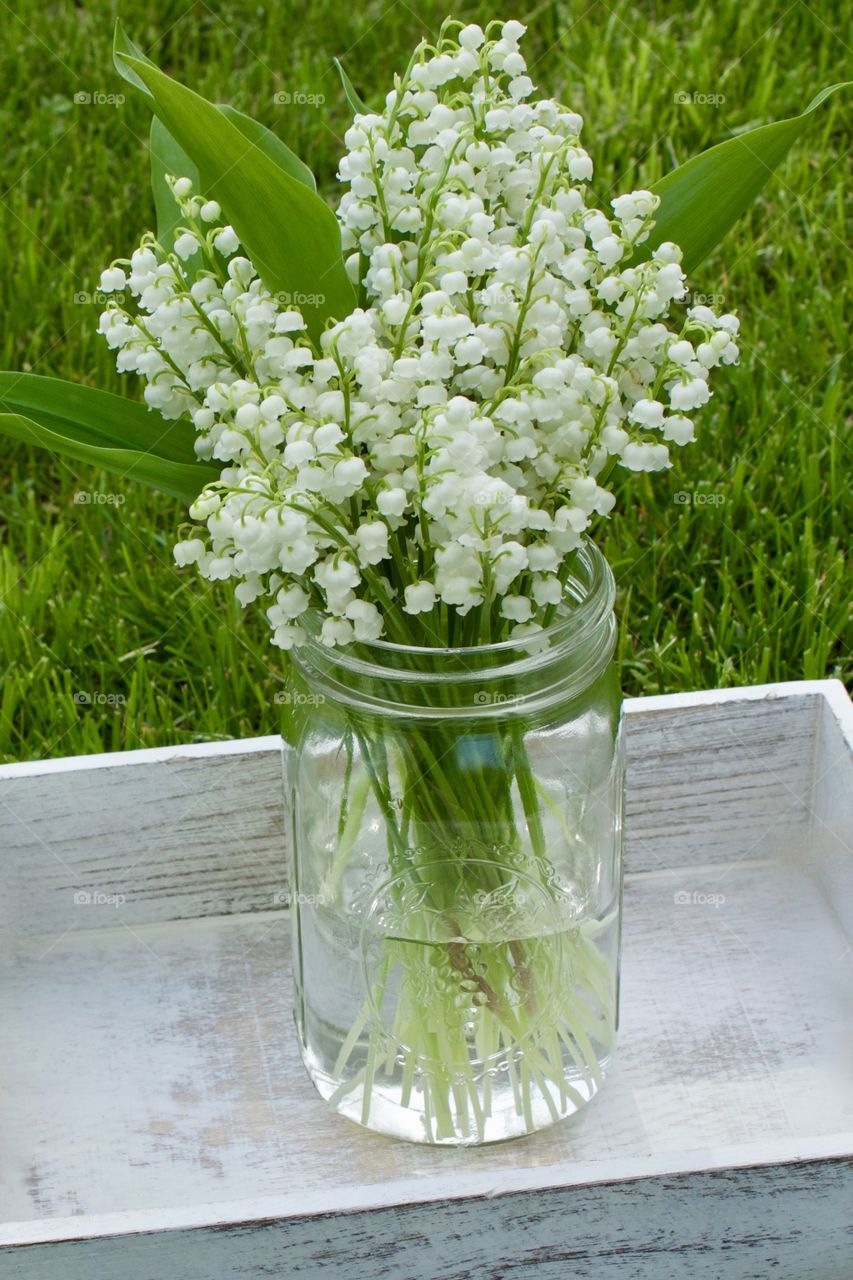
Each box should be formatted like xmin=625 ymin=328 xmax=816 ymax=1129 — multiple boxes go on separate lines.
xmin=0 ymin=680 xmax=850 ymax=1276
xmin=0 ymin=682 xmax=843 ymax=937
xmin=2 ymin=1159 xmax=851 ymax=1278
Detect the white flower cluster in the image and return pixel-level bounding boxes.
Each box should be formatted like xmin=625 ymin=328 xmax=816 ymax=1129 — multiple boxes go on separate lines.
xmin=97 ymin=19 xmax=739 ymax=650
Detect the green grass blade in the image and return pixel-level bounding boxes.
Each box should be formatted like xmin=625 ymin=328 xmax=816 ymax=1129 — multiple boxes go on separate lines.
xmin=644 ymin=81 xmax=850 ymax=273
xmin=0 ymin=412 xmax=215 ymax=502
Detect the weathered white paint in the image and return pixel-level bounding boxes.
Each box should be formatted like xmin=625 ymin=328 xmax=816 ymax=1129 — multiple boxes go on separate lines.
xmin=811 ymin=683 xmax=853 ymax=943
xmin=0 ymin=680 xmax=850 ymax=1277
xmin=0 ymin=737 xmax=286 ymax=937
xmin=0 ymin=681 xmax=842 ymax=936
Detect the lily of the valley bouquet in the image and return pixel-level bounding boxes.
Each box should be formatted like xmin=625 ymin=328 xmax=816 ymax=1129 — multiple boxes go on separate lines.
xmin=2 ymin=19 xmax=842 ymax=1145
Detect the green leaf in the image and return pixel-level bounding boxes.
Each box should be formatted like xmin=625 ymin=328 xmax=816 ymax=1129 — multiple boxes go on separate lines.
xmin=0 ymin=374 xmax=218 ymax=501
xmin=149 ymin=107 xmax=316 ymax=252
xmin=644 ymin=82 xmax=850 ymax=274
xmin=333 ymin=57 xmax=367 ymax=116
xmin=119 ymin=24 xmax=317 ymax=255
xmin=112 ymin=20 xmax=153 ymax=95
xmin=0 ymin=373 xmax=200 ymax=462
xmin=217 ymin=105 xmax=316 ymax=193
xmin=114 ymin=24 xmax=355 ymax=341
xmin=149 ymin=108 xmax=316 ymax=253
xmin=0 ymin=413 xmax=215 ymax=502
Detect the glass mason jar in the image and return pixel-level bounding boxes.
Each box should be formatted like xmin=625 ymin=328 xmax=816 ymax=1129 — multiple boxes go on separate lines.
xmin=285 ymin=540 xmax=623 ymax=1146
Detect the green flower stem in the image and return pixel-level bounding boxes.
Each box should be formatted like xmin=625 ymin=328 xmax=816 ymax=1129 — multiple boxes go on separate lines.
xmin=293 ymin=629 xmax=619 ymax=1139
xmin=326 ymin=770 xmax=371 ymax=903
xmin=322 ymin=696 xmax=616 ymax=1140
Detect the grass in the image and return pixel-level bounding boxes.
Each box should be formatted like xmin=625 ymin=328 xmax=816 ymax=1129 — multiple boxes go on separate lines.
xmin=0 ymin=0 xmax=849 ymax=763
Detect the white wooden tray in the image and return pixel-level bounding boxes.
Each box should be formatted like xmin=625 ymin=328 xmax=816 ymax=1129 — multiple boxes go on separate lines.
xmin=0 ymin=680 xmax=851 ymax=1279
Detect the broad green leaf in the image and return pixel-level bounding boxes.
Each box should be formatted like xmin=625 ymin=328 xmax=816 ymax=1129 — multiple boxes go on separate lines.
xmin=0 ymin=413 xmax=215 ymax=502
xmin=0 ymin=373 xmax=203 ymax=463
xmin=217 ymin=105 xmax=316 ymax=193
xmin=117 ymin=25 xmax=317 ymax=252
xmin=644 ymin=82 xmax=850 ymax=273
xmin=112 ymin=20 xmax=153 ymax=95
xmin=0 ymin=374 xmax=218 ymax=501
xmin=114 ymin=30 xmax=355 ymax=340
xmin=149 ymin=110 xmax=316 ymax=252
xmin=333 ymin=57 xmax=368 ymax=116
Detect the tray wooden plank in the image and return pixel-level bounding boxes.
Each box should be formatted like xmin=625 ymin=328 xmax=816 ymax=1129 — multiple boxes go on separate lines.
xmin=0 ymin=680 xmax=850 ymax=1277
xmin=1 ymin=859 xmax=850 ymax=1224
xmin=0 ymin=681 xmax=842 ymax=937
xmin=2 ymin=1158 xmax=852 ymax=1279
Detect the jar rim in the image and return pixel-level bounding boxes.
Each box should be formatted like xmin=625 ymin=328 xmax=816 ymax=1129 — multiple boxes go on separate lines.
xmin=294 ymin=539 xmax=615 ymax=689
